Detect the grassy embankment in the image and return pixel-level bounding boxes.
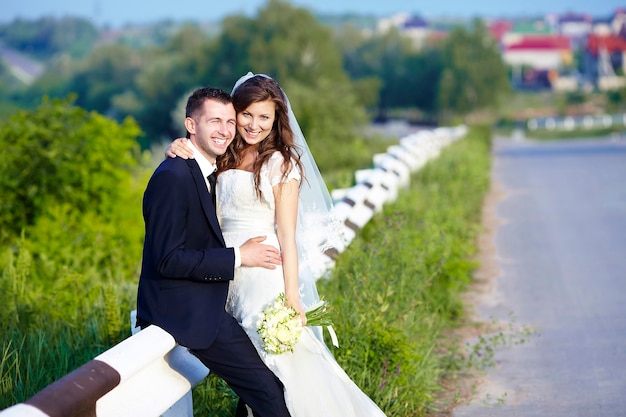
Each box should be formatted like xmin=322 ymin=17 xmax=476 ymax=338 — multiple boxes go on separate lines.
xmin=1 ymin=126 xmax=492 ymax=417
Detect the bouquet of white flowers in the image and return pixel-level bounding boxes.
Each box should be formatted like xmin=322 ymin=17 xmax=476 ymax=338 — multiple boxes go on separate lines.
xmin=257 ymin=293 xmax=337 ymax=354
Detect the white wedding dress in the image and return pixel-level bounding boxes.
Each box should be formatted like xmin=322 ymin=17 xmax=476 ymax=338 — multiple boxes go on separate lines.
xmin=217 ymin=152 xmax=387 ymax=417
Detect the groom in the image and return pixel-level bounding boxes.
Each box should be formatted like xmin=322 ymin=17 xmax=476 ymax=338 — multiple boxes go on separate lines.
xmin=136 ymin=87 xmax=290 ymax=417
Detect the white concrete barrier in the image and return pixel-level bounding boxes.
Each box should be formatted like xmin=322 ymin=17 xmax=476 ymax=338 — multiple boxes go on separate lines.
xmin=356 ymin=168 xmax=398 ymax=206
xmin=327 ymin=124 xmax=467 ymax=257
xmin=0 ymin=325 xmax=205 ymax=417
xmin=374 ymin=154 xmax=410 ymax=189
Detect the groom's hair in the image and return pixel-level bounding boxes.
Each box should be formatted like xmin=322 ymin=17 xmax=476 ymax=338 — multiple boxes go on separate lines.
xmin=185 ymin=87 xmax=232 ymax=138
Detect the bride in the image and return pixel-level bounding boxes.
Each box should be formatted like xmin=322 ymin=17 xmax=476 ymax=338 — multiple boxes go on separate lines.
xmin=168 ymin=72 xmax=386 ymax=417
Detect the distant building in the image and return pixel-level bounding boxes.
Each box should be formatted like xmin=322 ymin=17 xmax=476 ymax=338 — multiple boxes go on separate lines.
xmin=501 ymin=19 xmax=555 ymax=47
xmin=558 ymin=12 xmax=593 ymax=49
xmin=374 ymin=7 xmax=626 ymax=91
xmin=592 ymin=15 xmax=614 ymax=36
xmin=376 ymin=12 xmax=432 ymax=49
xmin=401 ymin=15 xmax=430 ymax=49
xmin=592 ymin=8 xmax=626 ymax=36
xmin=585 ymin=34 xmax=626 ymax=90
xmin=376 ymin=12 xmax=410 ymax=32
xmin=610 ymin=8 xmax=626 ymax=36
xmin=503 ymin=35 xmax=572 ymax=70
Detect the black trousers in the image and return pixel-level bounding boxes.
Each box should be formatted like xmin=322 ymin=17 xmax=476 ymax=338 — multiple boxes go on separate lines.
xmin=190 ymin=311 xmax=290 ymax=417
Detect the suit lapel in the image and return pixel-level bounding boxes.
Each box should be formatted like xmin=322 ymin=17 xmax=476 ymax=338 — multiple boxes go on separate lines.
xmin=187 ymin=159 xmax=225 ymax=246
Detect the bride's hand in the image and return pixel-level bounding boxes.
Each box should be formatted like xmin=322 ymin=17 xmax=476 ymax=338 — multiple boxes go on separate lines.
xmin=286 ymin=295 xmax=307 ymax=326
xmin=165 ymin=138 xmax=194 ymax=159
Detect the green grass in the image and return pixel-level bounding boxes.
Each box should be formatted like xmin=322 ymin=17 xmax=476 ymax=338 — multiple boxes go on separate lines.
xmin=0 ymin=126 xmax=492 ymax=416
xmin=525 ymin=126 xmax=626 ymax=140
xmin=318 ymin=127 xmax=491 ymax=416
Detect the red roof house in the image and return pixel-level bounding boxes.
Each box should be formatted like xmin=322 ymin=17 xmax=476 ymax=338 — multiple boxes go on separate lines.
xmin=586 ymin=34 xmax=626 ymax=57
xmin=503 ymin=35 xmax=572 ymax=70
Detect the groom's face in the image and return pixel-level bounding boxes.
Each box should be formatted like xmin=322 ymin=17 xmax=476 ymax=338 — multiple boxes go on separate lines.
xmin=187 ymin=98 xmax=236 ymax=163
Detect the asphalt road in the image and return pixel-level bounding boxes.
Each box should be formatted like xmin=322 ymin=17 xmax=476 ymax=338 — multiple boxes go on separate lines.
xmin=454 ymin=135 xmax=626 ymax=417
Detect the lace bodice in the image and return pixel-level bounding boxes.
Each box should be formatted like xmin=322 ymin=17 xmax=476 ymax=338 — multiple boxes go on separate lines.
xmin=217 ymin=151 xmax=300 ymax=240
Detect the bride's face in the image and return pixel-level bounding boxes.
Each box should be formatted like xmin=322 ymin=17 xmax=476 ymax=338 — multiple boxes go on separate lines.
xmin=237 ymin=99 xmax=276 ymax=146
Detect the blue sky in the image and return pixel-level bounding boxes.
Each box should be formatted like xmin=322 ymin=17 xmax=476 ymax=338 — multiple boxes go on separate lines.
xmin=1 ymin=0 xmax=623 ymax=27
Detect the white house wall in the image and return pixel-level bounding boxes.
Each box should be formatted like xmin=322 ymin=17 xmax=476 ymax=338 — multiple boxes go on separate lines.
xmin=503 ymin=50 xmax=564 ymax=69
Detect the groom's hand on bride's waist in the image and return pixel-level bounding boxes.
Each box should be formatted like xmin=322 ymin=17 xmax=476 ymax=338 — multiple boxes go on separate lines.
xmin=240 ymin=236 xmax=282 ymax=269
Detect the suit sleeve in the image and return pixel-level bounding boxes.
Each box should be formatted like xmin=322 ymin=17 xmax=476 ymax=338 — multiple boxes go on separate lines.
xmin=142 ymin=165 xmax=235 ymax=282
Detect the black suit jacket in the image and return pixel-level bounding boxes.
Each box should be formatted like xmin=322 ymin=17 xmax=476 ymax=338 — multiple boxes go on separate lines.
xmin=136 ymin=157 xmax=235 ymax=349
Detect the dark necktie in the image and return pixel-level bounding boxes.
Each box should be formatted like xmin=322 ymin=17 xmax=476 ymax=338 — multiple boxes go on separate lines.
xmin=207 ymin=171 xmax=217 ymax=206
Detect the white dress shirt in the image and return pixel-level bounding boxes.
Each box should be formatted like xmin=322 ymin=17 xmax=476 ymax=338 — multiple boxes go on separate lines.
xmin=185 ymin=139 xmax=241 ymax=267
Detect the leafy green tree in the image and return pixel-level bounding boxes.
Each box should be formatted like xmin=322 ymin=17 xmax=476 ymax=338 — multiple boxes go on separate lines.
xmin=365 ymin=29 xmax=417 ymax=116
xmin=400 ymin=48 xmax=443 ymax=116
xmin=283 ymin=77 xmax=369 ymax=174
xmin=0 ymin=97 xmax=146 ymax=405
xmin=208 ymin=0 xmax=346 ymax=88
xmin=340 ymin=27 xmax=411 ymax=115
xmin=332 ymin=24 xmax=382 ymax=110
xmin=0 ymin=96 xmax=141 ymax=242
xmin=68 ymin=44 xmax=145 ymax=116
xmin=337 ymin=24 xmax=444 ymax=119
xmin=438 ymin=20 xmax=510 ymax=118
xmin=606 ymin=85 xmax=626 ymax=112
xmin=132 ymin=24 xmax=215 ymax=142
xmin=12 ymin=53 xmax=80 ymax=114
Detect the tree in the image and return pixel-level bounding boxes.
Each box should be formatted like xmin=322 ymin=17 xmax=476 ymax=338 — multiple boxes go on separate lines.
xmin=69 ymin=44 xmax=145 ymax=116
xmin=133 ymin=24 xmax=215 ymax=142
xmin=284 ymin=77 xmax=368 ymax=173
xmin=337 ymin=23 xmax=444 ymax=119
xmin=206 ymin=0 xmax=347 ymax=88
xmin=437 ymin=20 xmax=510 ymax=118
xmin=339 ymin=27 xmax=411 ymax=116
xmin=0 ymin=96 xmax=141 ymax=242
xmin=406 ymin=48 xmax=444 ymax=116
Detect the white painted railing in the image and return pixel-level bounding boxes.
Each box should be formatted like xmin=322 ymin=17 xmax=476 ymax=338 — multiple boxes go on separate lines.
xmin=0 ymin=325 xmax=206 ymax=417
xmin=527 ymin=113 xmax=626 ymax=131
xmin=330 ymin=126 xmax=466 ymax=248
xmin=0 ymin=125 xmax=467 ymax=417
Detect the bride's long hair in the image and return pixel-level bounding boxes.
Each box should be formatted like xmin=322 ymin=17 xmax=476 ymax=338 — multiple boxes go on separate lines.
xmin=217 ymin=75 xmax=304 ymax=198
